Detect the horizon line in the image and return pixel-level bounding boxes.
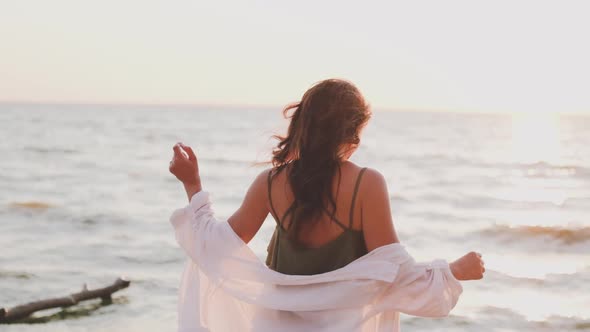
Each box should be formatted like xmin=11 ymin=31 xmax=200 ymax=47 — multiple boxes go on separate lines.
xmin=0 ymin=100 xmax=588 ymax=117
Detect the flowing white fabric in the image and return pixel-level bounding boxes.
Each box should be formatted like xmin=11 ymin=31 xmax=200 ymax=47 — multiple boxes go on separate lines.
xmin=170 ymin=191 xmax=463 ymax=332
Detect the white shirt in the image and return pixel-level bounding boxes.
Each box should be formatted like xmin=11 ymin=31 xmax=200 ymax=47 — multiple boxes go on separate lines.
xmin=170 ymin=191 xmax=463 ymax=332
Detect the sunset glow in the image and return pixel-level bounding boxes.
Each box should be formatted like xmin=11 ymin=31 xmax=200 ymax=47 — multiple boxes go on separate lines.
xmin=511 ymin=114 xmax=562 ymax=164
xmin=1 ymin=0 xmax=590 ymax=114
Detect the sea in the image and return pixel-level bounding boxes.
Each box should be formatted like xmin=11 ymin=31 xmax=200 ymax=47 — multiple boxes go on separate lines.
xmin=0 ymin=104 xmax=589 ymax=331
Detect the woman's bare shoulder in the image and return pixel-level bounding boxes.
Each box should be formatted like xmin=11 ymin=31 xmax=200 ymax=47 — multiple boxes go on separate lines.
xmin=355 ymin=166 xmax=399 ymax=248
xmin=253 ymin=168 xmax=273 ymax=186
xmin=341 ymin=162 xmax=387 ymax=188
xmin=358 ymin=167 xmax=388 ymax=200
xmin=361 ymin=166 xmax=386 ymax=180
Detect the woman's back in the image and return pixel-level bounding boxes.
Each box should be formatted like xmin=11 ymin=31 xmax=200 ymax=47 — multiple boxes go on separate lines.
xmin=216 ymin=79 xmax=398 ymax=274
xmin=265 ymin=161 xmax=369 ymax=275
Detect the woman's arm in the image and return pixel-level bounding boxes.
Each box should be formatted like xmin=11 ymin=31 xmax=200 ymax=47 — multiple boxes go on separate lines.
xmin=169 ymin=142 xmax=269 ymax=244
xmin=360 ymin=168 xmax=484 ymax=281
xmin=226 ymin=170 xmax=270 ymax=244
xmin=360 ymin=168 xmax=400 ymax=251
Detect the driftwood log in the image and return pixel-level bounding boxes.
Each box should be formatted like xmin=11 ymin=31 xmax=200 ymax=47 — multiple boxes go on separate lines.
xmin=0 ymin=277 xmax=130 ymax=323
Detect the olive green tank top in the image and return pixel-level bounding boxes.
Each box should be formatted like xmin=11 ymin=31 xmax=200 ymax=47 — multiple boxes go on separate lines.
xmin=265 ymin=167 xmax=368 ymax=275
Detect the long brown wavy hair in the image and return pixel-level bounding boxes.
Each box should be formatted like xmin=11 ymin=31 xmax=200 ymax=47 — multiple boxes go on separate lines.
xmin=271 ymin=79 xmax=371 ymax=241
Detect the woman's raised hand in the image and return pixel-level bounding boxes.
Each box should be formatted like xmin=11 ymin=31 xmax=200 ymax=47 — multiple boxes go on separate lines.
xmin=169 ymin=142 xmax=200 ymax=186
xmin=449 ymin=252 xmax=485 ymax=281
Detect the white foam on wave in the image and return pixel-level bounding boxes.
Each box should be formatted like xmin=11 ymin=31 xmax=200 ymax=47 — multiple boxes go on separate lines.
xmin=481 ymin=224 xmax=590 ymax=245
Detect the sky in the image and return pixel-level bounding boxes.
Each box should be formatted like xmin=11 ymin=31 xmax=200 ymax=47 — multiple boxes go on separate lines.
xmin=1 ymin=0 xmax=590 ymax=114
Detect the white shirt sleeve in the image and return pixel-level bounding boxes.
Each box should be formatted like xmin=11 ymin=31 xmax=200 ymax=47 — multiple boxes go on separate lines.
xmin=372 ymin=258 xmax=463 ymax=317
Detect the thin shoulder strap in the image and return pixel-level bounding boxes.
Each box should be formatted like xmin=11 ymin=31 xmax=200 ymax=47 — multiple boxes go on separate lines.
xmin=267 ymin=170 xmax=281 ymax=226
xmin=349 ymin=167 xmax=368 ymax=228
xmin=322 ymin=206 xmax=348 ymax=231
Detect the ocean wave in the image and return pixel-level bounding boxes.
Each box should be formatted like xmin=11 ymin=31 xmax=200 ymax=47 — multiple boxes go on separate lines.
xmin=200 ymin=156 xmax=254 ymax=166
xmin=390 ymin=194 xmax=409 ymax=202
xmin=563 ymin=197 xmax=590 ymax=209
xmin=406 ymin=210 xmax=482 ymax=223
xmin=416 ymin=193 xmax=565 ymax=210
xmin=0 ymin=270 xmax=35 ymax=279
xmin=480 ymin=224 xmax=590 ymax=244
xmin=472 ymin=307 xmax=590 ymax=331
xmin=484 ymin=267 xmax=590 ymax=289
xmin=473 ymin=158 xmax=585 ymax=173
xmin=506 ymin=161 xmax=590 ymax=178
xmin=483 ymin=270 xmax=545 ymax=287
xmin=474 ymin=160 xmax=590 ymax=180
xmin=116 ymin=255 xmax=182 ymax=265
xmin=24 ymin=146 xmax=79 ymax=154
xmin=398 ymin=154 xmax=590 ymax=178
xmin=9 ymin=201 xmax=55 ymax=209
xmin=403 ymin=305 xmax=590 ymax=331
xmin=476 ymin=160 xmax=590 ymax=178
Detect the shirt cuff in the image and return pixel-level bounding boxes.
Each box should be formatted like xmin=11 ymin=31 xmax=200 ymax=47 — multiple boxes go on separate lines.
xmin=427 ymin=259 xmax=462 ymax=285
xmin=169 ymin=191 xmax=210 ymax=229
xmin=188 ymin=191 xmax=210 ymax=213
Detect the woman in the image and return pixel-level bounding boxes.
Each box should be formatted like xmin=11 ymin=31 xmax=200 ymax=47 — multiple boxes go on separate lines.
xmin=169 ymin=79 xmax=484 ymax=331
